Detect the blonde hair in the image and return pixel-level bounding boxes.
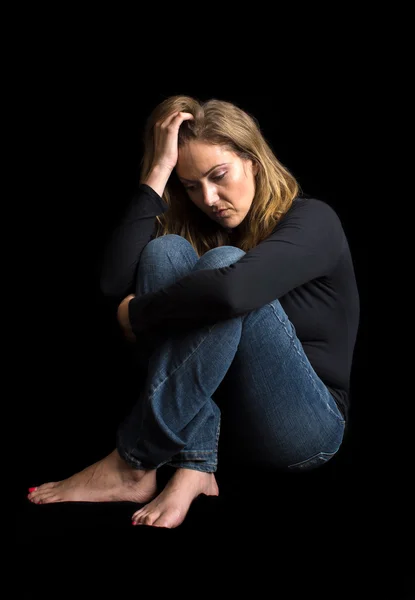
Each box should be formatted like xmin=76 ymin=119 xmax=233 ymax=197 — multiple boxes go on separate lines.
xmin=139 ymin=95 xmax=301 ymax=257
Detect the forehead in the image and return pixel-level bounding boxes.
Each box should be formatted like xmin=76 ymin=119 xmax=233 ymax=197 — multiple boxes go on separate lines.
xmin=176 ymin=142 xmax=235 ymax=178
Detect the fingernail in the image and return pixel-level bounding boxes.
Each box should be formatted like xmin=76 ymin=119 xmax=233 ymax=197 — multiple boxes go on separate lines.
xmin=28 ymin=487 xmax=37 ymax=492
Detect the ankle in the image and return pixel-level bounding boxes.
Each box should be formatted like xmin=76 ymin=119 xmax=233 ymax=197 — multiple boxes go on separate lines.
xmin=113 ymin=449 xmax=151 ymax=477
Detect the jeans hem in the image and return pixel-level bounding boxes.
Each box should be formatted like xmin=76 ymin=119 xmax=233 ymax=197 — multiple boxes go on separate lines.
xmin=117 ymin=443 xmax=170 ymax=471
xmin=165 ymin=461 xmax=217 ymax=473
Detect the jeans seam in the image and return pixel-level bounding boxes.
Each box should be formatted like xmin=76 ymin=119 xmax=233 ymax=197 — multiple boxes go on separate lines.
xmin=142 ymin=328 xmax=221 ymax=466
xmin=149 ymin=324 xmax=218 ymax=398
xmin=268 ymin=301 xmax=345 ymax=424
xmin=325 ymin=403 xmax=346 ymax=423
xmin=288 ymin=450 xmax=338 ymax=470
xmin=167 ymin=405 xmax=221 ymax=469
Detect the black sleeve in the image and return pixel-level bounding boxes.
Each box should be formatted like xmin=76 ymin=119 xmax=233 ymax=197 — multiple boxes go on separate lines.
xmin=99 ymin=184 xmax=167 ymax=299
xmin=127 ymin=198 xmax=345 ymax=335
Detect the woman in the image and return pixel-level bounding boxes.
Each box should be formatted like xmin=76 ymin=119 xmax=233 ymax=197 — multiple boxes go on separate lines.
xmin=27 ymin=96 xmax=360 ymax=529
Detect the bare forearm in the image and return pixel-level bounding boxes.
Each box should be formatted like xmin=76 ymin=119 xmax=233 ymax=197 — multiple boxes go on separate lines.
xmin=142 ymin=164 xmax=173 ymax=198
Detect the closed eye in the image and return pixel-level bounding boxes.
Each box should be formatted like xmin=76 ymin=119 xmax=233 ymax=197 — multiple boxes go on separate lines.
xmin=184 ymin=173 xmax=226 ymax=191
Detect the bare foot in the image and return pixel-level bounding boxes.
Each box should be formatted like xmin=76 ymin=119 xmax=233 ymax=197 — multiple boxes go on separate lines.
xmin=27 ymin=449 xmax=157 ymax=504
xmin=131 ymin=467 xmax=219 ymax=529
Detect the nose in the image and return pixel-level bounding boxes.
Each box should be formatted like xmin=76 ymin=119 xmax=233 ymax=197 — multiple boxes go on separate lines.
xmin=201 ymin=181 xmax=219 ymax=209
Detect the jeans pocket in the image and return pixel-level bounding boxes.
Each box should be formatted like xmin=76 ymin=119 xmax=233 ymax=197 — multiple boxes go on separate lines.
xmin=287 ymin=450 xmax=338 ymax=471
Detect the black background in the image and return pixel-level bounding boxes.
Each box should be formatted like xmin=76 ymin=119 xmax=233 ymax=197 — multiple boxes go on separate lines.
xmin=19 ymin=90 xmax=368 ymax=463
xmin=13 ymin=86 xmax=386 ymax=590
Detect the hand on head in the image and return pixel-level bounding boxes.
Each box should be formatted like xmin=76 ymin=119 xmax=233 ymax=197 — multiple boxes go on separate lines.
xmin=152 ymin=111 xmax=194 ymax=173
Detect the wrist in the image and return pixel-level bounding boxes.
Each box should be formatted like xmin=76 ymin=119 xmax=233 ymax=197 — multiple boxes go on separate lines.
xmin=151 ymin=163 xmax=174 ymax=175
xmin=143 ymin=164 xmax=174 ymax=197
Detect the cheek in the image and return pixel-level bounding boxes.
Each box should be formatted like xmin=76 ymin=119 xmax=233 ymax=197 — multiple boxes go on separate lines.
xmin=227 ymin=173 xmax=246 ymax=194
xmin=232 ymin=177 xmax=253 ymax=200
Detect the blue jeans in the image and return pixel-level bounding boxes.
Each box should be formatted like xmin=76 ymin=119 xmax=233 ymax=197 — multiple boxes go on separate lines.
xmin=116 ymin=234 xmax=345 ymax=473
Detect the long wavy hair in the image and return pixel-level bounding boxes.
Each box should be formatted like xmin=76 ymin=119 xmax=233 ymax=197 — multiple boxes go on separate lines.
xmin=139 ymin=96 xmax=301 ymax=257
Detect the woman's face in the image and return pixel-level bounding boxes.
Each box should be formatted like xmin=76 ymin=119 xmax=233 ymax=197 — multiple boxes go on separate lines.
xmin=176 ymin=141 xmax=258 ymax=231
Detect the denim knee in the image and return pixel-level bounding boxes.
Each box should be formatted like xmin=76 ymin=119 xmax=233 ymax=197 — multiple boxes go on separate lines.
xmin=144 ymin=236 xmax=246 ymax=270
xmin=143 ymin=234 xmax=195 ymax=255
xmin=197 ymin=246 xmax=246 ymax=270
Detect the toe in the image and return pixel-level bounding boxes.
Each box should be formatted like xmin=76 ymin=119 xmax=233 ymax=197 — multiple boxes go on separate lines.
xmin=140 ymin=514 xmax=152 ymax=526
xmin=30 ymin=494 xmax=45 ymax=504
xmin=132 ymin=510 xmax=151 ymax=526
xmin=134 ymin=512 xmax=149 ymax=526
xmin=142 ymin=511 xmax=162 ymax=527
xmin=38 ymin=494 xmax=61 ymax=504
xmin=152 ymin=516 xmax=172 ymax=528
xmin=38 ymin=482 xmax=58 ymax=490
xmin=153 ymin=508 xmax=182 ymax=529
xmin=132 ymin=508 xmax=145 ymax=520
xmin=30 ymin=491 xmax=58 ymax=504
xmin=131 ymin=509 xmax=143 ymax=525
xmin=28 ymin=482 xmax=57 ymax=498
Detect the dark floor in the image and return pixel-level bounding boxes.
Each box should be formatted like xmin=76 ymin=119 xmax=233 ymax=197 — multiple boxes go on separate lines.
xmin=15 ymin=423 xmax=413 ymax=599
xmin=16 ymin=432 xmax=358 ymax=545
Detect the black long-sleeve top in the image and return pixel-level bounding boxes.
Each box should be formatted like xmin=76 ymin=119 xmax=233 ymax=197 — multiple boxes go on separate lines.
xmin=100 ymin=183 xmax=360 ymax=421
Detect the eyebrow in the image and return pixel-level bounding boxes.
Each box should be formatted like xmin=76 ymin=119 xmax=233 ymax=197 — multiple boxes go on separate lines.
xmin=178 ymin=163 xmax=230 ymax=183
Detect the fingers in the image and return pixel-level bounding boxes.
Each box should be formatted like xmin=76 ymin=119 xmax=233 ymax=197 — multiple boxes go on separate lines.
xmin=158 ymin=111 xmax=194 ymax=129
xmin=152 ymin=111 xmax=194 ymax=172
xmin=116 ymin=295 xmax=137 ymax=343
